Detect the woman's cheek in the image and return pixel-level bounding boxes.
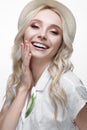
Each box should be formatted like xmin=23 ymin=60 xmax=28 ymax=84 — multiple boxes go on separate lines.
xmin=24 ymin=31 xmax=30 ymax=41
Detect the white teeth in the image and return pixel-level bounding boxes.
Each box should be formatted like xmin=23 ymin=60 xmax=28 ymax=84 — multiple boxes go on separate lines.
xmin=33 ymin=43 xmax=47 ymax=49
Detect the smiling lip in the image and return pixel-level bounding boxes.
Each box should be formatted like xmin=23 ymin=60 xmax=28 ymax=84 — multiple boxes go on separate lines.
xmin=31 ymin=41 xmax=49 ymax=49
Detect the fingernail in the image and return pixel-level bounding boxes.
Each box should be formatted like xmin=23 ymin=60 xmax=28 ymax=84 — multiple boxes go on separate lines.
xmin=24 ymin=40 xmax=28 ymax=43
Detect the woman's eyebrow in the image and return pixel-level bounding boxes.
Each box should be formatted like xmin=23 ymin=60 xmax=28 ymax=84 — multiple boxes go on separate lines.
xmin=30 ymin=19 xmax=41 ymax=23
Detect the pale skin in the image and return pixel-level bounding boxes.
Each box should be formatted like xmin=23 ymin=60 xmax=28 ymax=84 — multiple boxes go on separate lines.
xmin=0 ymin=9 xmax=87 ymax=130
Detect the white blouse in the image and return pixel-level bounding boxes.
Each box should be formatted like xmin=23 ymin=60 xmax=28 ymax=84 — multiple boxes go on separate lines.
xmin=16 ymin=66 xmax=87 ymax=130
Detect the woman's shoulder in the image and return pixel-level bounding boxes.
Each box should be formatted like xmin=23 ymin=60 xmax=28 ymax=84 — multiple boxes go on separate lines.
xmin=61 ymin=70 xmax=82 ymax=87
xmin=60 ymin=70 xmax=87 ymax=99
xmin=60 ymin=70 xmax=85 ymax=90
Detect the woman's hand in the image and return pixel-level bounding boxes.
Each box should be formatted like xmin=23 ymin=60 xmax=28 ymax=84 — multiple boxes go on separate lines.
xmin=20 ymin=40 xmax=33 ymax=91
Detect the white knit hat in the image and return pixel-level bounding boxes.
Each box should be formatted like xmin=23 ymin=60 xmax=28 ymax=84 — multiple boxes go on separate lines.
xmin=18 ymin=0 xmax=76 ymax=45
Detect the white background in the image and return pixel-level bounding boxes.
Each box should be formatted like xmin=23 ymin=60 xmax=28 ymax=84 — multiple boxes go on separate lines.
xmin=0 ymin=0 xmax=87 ymax=110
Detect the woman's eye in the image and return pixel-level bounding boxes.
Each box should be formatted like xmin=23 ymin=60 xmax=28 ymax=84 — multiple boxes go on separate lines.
xmin=51 ymin=31 xmax=59 ymax=35
xmin=31 ymin=24 xmax=39 ymax=29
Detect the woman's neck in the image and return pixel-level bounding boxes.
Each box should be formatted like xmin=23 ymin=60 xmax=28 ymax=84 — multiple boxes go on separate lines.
xmin=30 ymin=58 xmax=50 ymax=85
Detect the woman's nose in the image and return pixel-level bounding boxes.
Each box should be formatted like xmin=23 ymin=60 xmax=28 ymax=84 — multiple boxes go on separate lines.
xmin=37 ymin=29 xmax=47 ymax=41
xmin=38 ymin=35 xmax=47 ymax=41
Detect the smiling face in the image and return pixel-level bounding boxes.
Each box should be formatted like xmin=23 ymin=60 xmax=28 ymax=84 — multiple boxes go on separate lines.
xmin=24 ymin=8 xmax=63 ymax=62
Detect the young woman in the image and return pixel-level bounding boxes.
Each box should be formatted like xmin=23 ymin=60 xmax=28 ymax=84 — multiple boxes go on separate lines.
xmin=0 ymin=0 xmax=87 ymax=130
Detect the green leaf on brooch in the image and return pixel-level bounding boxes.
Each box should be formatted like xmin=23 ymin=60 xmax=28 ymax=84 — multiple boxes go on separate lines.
xmin=25 ymin=93 xmax=36 ymax=118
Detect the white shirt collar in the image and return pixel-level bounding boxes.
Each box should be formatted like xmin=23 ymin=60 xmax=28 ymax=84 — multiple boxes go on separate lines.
xmin=34 ymin=65 xmax=51 ymax=91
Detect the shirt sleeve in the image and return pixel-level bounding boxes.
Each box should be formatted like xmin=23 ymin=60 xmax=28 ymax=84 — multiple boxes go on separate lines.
xmin=67 ymin=85 xmax=87 ymax=120
xmin=61 ymin=71 xmax=87 ymax=120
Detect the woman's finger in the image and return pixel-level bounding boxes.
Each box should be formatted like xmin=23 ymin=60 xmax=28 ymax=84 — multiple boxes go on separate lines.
xmin=21 ymin=41 xmax=31 ymax=66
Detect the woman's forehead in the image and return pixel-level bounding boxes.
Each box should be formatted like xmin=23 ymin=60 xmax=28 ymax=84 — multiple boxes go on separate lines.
xmin=31 ymin=9 xmax=62 ymax=29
